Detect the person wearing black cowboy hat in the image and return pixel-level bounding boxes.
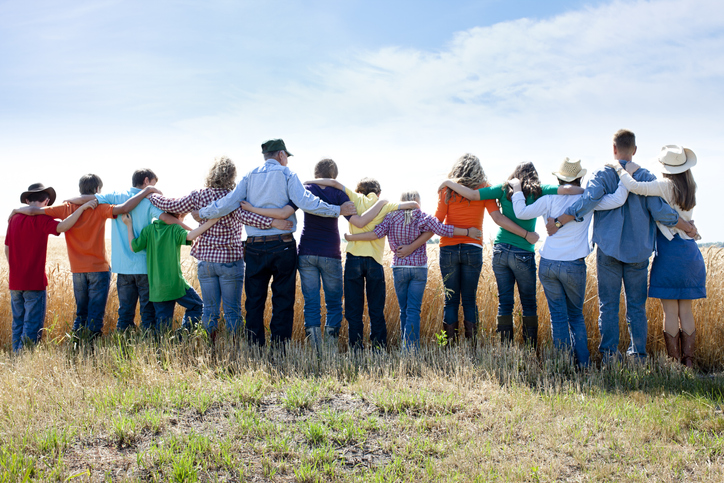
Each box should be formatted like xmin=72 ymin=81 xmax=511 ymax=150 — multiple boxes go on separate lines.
xmin=6 ymin=183 xmax=96 ymax=351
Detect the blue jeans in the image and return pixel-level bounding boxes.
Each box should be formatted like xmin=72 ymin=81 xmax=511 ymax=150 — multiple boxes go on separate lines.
xmin=538 ymin=258 xmax=590 ymax=366
xmin=492 ymin=243 xmax=537 ymax=317
xmin=116 ymin=274 xmax=155 ymax=331
xmin=298 ymin=255 xmax=343 ymax=330
xmin=439 ymin=245 xmax=483 ymax=325
xmin=596 ymin=249 xmax=649 ymax=359
xmin=393 ymin=266 xmax=427 ymax=349
xmin=153 ymin=287 xmax=203 ymax=332
xmin=11 ymin=290 xmax=46 ymax=352
xmin=197 ymin=259 xmax=244 ymax=333
xmin=244 ymin=239 xmax=297 ymax=346
xmin=345 ymin=254 xmax=387 ymax=349
xmin=72 ymin=271 xmax=111 ymax=333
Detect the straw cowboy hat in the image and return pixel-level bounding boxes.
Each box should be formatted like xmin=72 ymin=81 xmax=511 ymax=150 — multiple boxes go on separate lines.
xmin=20 ymin=183 xmax=56 ymax=205
xmin=658 ymin=145 xmax=696 ymax=174
xmin=552 ymin=158 xmax=587 ymax=182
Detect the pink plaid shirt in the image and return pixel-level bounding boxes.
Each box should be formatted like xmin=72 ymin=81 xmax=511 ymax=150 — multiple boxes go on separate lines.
xmin=373 ymin=209 xmax=455 ymax=267
xmin=149 ymin=190 xmax=273 ymax=263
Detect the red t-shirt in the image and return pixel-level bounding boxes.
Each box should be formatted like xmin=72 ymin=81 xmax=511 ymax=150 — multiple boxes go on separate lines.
xmin=5 ymin=214 xmax=60 ymax=291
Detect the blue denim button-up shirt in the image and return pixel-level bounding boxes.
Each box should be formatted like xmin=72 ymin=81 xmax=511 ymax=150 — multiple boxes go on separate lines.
xmin=198 ymin=159 xmax=340 ymax=237
xmin=564 ymin=161 xmax=678 ymax=263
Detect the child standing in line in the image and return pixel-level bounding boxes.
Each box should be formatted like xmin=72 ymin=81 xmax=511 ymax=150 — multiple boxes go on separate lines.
xmin=344 ymin=191 xmax=481 ymax=348
xmin=307 ymin=177 xmax=420 ymax=349
xmin=6 ymin=183 xmax=96 ymax=351
xmin=123 ymin=212 xmax=218 ymax=332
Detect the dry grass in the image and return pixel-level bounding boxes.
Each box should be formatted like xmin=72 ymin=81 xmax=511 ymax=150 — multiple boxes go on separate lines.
xmin=1 ymin=237 xmax=722 ymax=370
xmin=0 ymin=336 xmax=722 ymax=481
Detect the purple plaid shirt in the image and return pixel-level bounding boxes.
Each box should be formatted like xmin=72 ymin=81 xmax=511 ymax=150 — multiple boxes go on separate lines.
xmin=149 ymin=190 xmax=273 ymax=263
xmin=373 ymin=209 xmax=455 ymax=267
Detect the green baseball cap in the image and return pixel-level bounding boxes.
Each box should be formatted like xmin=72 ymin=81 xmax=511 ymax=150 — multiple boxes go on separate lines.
xmin=261 ymin=139 xmax=293 ymax=157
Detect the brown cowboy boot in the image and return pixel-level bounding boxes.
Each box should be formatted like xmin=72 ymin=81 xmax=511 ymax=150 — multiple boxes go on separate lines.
xmin=680 ymin=329 xmax=696 ymax=368
xmin=663 ymin=330 xmax=680 ymax=362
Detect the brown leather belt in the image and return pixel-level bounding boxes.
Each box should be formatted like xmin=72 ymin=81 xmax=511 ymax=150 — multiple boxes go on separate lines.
xmin=246 ymin=234 xmax=294 ymax=244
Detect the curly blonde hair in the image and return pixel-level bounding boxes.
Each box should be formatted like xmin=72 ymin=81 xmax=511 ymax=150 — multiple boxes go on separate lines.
xmin=444 ymin=153 xmax=487 ymax=204
xmin=205 ymin=156 xmax=237 ymax=191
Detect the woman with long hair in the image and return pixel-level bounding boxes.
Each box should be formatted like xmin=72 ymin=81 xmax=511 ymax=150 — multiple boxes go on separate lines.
xmin=440 ymin=161 xmax=582 ymax=347
xmin=147 ymin=157 xmax=291 ymax=337
xmin=610 ymin=145 xmax=705 ymax=367
xmin=435 ymin=154 xmax=537 ymax=343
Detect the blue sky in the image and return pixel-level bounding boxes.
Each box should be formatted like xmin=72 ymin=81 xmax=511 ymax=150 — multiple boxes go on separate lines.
xmin=1 ymin=0 xmax=722 ymax=242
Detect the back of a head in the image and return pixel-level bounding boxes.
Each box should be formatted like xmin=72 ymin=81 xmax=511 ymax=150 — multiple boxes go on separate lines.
xmin=613 ymin=129 xmax=636 ymax=155
xmin=79 ymin=174 xmax=103 ymax=195
xmin=663 ymin=170 xmax=697 ymax=211
xmin=445 ymin=153 xmax=486 ymax=204
xmin=132 ymin=169 xmax=157 ymax=188
xmin=356 ymin=177 xmax=381 ymax=196
xmin=26 ymin=192 xmax=50 ymax=204
xmin=400 ymin=190 xmax=420 ymax=225
xmin=314 ymin=159 xmax=338 ymax=179
xmin=506 ymin=161 xmax=542 ymax=201
xmin=205 ymin=156 xmax=237 ymax=190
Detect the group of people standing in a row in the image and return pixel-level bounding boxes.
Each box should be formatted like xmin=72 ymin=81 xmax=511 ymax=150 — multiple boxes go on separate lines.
xmin=6 ymin=130 xmax=705 ymax=367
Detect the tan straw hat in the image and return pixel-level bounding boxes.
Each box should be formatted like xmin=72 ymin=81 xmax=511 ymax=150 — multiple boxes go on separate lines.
xmin=552 ymin=158 xmax=587 ymax=182
xmin=658 ymin=145 xmax=696 ymax=174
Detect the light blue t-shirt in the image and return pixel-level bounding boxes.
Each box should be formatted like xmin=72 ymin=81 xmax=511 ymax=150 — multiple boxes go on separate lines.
xmin=96 ymin=188 xmax=163 ymax=274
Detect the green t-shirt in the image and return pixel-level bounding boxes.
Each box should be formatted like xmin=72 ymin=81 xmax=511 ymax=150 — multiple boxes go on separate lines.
xmin=131 ymin=220 xmax=192 ymax=302
xmin=478 ymin=184 xmax=558 ymax=251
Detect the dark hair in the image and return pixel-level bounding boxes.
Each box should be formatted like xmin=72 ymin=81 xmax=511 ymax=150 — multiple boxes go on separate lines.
xmin=356 ymin=177 xmax=381 ymax=196
xmin=26 ymin=192 xmax=51 ymax=203
xmin=558 ymin=178 xmax=581 ymax=187
xmin=314 ymin=159 xmax=338 ymax=179
xmin=505 ymin=162 xmax=542 ymax=201
xmin=613 ymin=129 xmax=636 ymax=153
xmin=79 ymin=174 xmax=103 ymax=195
xmin=132 ymin=169 xmax=157 ymax=188
xmin=663 ymin=170 xmax=697 ymax=211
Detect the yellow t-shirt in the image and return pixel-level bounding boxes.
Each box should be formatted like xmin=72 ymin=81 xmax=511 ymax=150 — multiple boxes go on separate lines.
xmin=344 ymin=187 xmax=400 ymax=265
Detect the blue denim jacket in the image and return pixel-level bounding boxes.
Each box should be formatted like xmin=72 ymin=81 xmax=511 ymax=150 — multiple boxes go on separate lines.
xmin=564 ymin=161 xmax=678 ymax=263
xmin=198 ymin=159 xmax=340 ymax=236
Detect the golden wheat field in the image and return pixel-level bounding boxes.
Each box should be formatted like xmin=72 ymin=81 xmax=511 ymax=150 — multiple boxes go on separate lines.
xmin=1 ymin=237 xmax=723 ymax=369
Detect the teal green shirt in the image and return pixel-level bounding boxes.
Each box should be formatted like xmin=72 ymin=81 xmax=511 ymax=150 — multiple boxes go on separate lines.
xmin=131 ymin=220 xmax=192 ymax=302
xmin=478 ymin=184 xmax=558 ymax=251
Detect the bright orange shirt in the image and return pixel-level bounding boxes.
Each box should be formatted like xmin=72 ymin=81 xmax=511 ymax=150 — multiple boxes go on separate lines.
xmin=43 ymin=203 xmax=115 ymax=273
xmin=434 ymin=184 xmax=499 ymax=247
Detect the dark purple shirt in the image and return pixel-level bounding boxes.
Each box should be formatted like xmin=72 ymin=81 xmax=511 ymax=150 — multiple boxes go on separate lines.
xmin=297 ymin=184 xmax=351 ymax=259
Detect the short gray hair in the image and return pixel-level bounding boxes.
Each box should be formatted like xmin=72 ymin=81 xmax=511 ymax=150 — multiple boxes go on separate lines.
xmin=264 ymin=150 xmax=283 ymax=160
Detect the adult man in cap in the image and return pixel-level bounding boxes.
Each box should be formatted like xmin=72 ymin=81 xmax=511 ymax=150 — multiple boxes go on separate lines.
xmin=194 ymin=139 xmax=356 ymax=346
xmin=547 ymin=130 xmax=697 ymax=361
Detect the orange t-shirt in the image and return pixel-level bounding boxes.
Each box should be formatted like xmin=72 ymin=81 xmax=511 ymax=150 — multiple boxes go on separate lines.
xmin=44 ymin=203 xmax=115 ymax=273
xmin=434 ymin=184 xmax=499 ymax=247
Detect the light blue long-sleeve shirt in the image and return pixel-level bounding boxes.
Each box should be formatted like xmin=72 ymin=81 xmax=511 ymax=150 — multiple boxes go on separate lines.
xmin=198 ymin=159 xmax=341 ymax=236
xmin=564 ymin=160 xmax=679 ymax=263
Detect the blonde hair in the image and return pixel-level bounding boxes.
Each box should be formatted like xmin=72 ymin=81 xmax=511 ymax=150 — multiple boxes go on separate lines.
xmin=444 ymin=153 xmax=487 ymax=204
xmin=205 ymin=156 xmax=237 ymax=191
xmin=400 ymin=190 xmax=420 ymax=225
